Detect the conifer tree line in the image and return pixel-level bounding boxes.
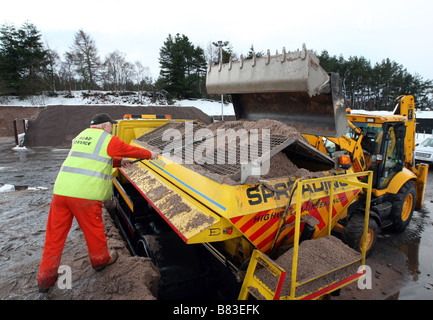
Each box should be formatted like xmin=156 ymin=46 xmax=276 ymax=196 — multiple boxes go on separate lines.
xmin=0 ymin=22 xmax=432 ymax=110
xmin=317 ymin=51 xmax=433 ymax=111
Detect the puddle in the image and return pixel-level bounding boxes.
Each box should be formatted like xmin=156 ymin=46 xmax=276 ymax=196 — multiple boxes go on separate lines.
xmin=376 ymin=179 xmax=433 ymax=299
xmin=0 ymin=137 xmax=69 ymax=190
xmin=397 ymin=217 xmax=433 ymax=299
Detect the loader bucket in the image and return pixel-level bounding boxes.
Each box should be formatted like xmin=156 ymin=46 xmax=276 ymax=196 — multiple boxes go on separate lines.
xmin=206 ymin=45 xmax=347 ymax=137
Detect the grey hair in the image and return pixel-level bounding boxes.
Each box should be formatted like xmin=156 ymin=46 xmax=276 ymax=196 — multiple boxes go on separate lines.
xmin=90 ymin=122 xmax=110 ymax=128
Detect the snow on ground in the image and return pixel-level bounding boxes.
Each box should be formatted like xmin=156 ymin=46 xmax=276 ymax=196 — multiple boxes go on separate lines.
xmin=173 ymin=98 xmax=234 ymax=116
xmin=0 ymin=91 xmax=235 ymax=116
xmin=0 ymin=184 xmax=15 ymax=193
xmin=351 ymin=108 xmax=433 ymax=119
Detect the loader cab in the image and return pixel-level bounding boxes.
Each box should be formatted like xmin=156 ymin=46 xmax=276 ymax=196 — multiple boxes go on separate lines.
xmin=349 ymin=119 xmax=406 ymax=190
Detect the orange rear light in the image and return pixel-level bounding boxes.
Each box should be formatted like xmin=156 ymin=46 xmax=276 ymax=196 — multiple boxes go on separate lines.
xmin=123 ymin=114 xmax=171 ymax=119
xmin=339 ymin=155 xmax=351 ymax=164
xmin=339 ymin=155 xmax=351 ymax=169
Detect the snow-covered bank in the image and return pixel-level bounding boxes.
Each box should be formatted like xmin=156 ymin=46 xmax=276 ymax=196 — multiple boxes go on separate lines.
xmin=0 ymin=91 xmax=235 ymax=116
xmin=351 ymin=108 xmax=433 ymax=119
xmin=3 ymin=91 xmax=433 ymax=119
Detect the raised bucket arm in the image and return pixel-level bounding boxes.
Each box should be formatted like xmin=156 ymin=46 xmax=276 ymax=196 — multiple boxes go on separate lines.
xmin=206 ymin=44 xmax=348 ymax=137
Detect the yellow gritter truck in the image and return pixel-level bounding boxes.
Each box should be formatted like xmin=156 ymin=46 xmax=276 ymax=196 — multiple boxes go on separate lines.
xmin=108 ymin=45 xmax=427 ymax=300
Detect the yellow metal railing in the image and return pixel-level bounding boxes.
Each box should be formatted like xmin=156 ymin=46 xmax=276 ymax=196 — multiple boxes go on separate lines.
xmin=238 ymin=250 xmax=287 ymax=300
xmin=239 ymin=171 xmax=373 ymax=300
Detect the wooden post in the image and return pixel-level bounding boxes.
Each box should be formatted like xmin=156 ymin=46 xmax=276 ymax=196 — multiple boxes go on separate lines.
xmin=13 ymin=119 xmax=19 ymax=146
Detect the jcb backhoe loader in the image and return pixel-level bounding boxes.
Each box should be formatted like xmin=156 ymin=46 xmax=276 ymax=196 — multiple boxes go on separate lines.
xmin=304 ymin=95 xmax=428 ymax=253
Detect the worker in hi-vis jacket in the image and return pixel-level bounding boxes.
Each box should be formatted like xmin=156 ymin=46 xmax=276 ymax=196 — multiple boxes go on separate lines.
xmin=37 ymin=113 xmax=159 ymax=293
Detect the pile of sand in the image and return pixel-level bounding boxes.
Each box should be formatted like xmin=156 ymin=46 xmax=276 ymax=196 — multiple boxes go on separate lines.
xmin=23 ymin=105 xmax=213 ymax=148
xmin=255 ymin=236 xmax=362 ymax=298
xmin=135 ymin=119 xmax=329 ymax=185
xmin=0 ymin=106 xmax=45 ymax=137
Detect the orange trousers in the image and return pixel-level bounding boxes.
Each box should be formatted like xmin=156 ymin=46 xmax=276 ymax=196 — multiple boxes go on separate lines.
xmin=37 ymin=194 xmax=110 ymax=290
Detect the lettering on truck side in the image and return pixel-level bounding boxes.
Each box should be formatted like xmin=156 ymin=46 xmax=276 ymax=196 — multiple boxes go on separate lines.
xmin=246 ymin=181 xmax=350 ymax=206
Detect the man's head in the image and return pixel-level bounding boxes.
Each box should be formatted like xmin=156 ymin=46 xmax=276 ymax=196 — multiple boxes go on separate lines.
xmin=90 ymin=113 xmax=118 ymax=133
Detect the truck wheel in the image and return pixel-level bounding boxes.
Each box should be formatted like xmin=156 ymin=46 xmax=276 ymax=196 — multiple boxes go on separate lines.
xmin=343 ymin=214 xmax=378 ymax=257
xmin=135 ymin=231 xmax=209 ymax=299
xmin=136 ymin=234 xmax=159 ymax=264
xmin=387 ymin=181 xmax=416 ymax=232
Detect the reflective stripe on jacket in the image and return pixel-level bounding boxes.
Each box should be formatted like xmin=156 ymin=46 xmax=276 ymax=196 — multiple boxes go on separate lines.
xmin=53 ymin=128 xmax=114 ymax=201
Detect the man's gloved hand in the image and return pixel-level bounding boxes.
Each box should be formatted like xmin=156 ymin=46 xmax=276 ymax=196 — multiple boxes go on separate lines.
xmin=149 ymin=151 xmax=159 ymax=160
xmin=120 ymin=158 xmax=134 ymax=168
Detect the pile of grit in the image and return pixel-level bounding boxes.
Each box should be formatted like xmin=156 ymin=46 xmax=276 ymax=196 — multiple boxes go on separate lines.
xmin=135 ymin=119 xmax=328 ymax=185
xmin=23 ymin=105 xmax=213 ymax=148
xmin=254 ymin=236 xmax=363 ymax=298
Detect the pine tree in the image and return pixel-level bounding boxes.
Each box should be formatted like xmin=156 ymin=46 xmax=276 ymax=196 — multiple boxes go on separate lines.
xmin=245 ymin=45 xmax=264 ymax=60
xmin=0 ymin=22 xmax=48 ymax=96
xmin=158 ymin=33 xmax=207 ymax=99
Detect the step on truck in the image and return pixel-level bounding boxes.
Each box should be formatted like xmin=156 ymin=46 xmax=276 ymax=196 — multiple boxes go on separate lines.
xmin=108 ymin=45 xmax=427 ymax=300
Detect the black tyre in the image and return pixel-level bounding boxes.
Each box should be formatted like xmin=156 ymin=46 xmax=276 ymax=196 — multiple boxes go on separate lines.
xmin=343 ymin=214 xmax=378 ymax=257
xmin=135 ymin=231 xmax=209 ymax=300
xmin=387 ymin=181 xmax=416 ymax=232
xmin=135 ymin=234 xmax=159 ymax=263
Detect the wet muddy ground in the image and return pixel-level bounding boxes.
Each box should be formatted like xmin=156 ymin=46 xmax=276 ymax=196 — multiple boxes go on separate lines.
xmin=1 ymin=136 xmax=433 ymax=300
xmin=0 ymin=137 xmax=159 ymax=300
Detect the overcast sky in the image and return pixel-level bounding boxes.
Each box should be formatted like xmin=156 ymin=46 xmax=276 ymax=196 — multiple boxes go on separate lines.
xmin=2 ymin=0 xmax=433 ymax=82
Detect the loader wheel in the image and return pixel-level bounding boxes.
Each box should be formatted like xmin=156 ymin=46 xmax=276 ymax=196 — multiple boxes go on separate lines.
xmin=387 ymin=181 xmax=416 ymax=232
xmin=343 ymin=214 xmax=378 ymax=257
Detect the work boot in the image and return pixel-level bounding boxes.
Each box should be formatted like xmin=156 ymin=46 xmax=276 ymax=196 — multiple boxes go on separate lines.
xmin=38 ymin=287 xmax=50 ymax=294
xmin=37 ymin=273 xmax=57 ymax=294
xmin=107 ymin=250 xmax=118 ymax=266
xmin=94 ymin=250 xmax=118 ymax=272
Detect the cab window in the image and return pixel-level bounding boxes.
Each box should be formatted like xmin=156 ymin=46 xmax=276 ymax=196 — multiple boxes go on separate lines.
xmin=377 ymin=123 xmax=405 ymax=189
